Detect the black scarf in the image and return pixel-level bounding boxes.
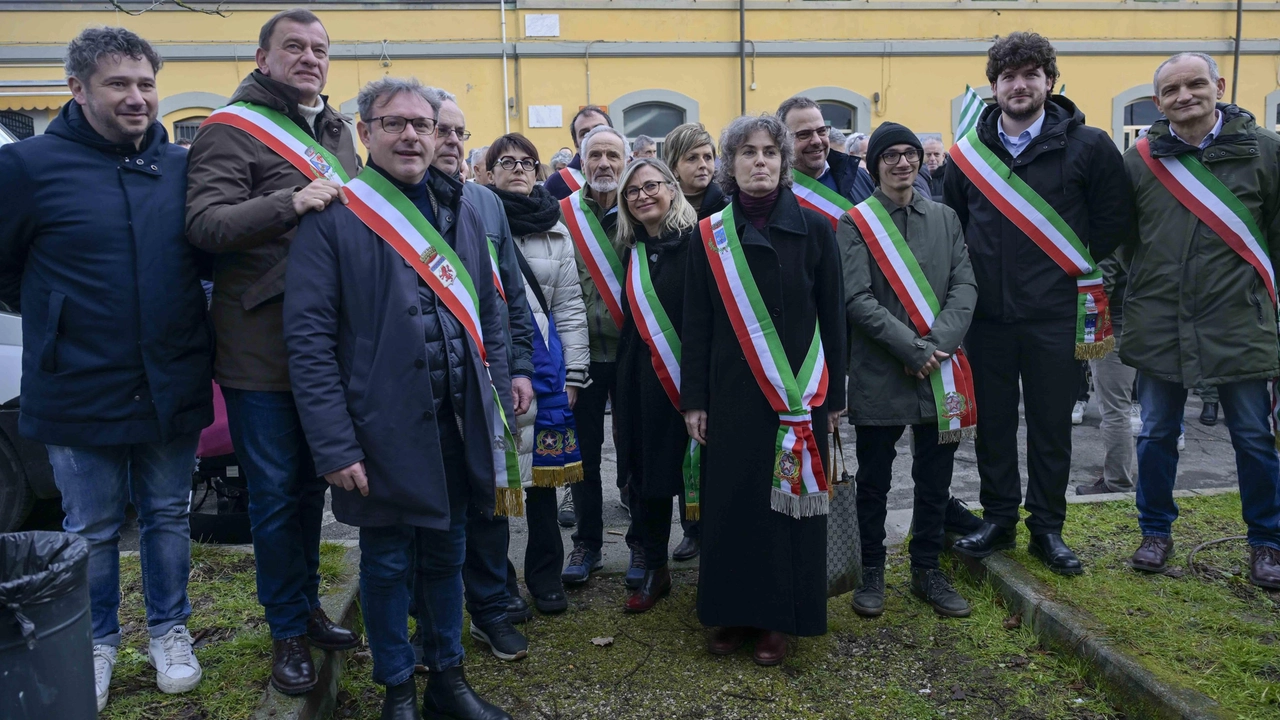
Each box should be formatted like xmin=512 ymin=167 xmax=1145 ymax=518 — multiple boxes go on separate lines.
xmin=489 ymin=184 xmax=562 ymax=237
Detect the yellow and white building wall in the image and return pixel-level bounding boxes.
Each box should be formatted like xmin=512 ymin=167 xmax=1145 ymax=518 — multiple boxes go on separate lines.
xmin=1 ymin=0 xmax=1278 ymax=157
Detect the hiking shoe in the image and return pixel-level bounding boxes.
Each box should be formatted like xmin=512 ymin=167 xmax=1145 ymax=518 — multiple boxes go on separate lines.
xmin=561 ymin=544 xmax=602 ymax=585
xmin=469 ymin=620 xmax=528 ymax=661
xmin=94 ymin=644 xmax=117 ymax=711
xmin=910 ymin=568 xmax=971 ymax=618
xmin=557 ymin=490 xmax=577 ymax=528
xmin=148 ymin=625 xmax=202 ymax=694
xmin=852 ymin=566 xmax=885 ymax=617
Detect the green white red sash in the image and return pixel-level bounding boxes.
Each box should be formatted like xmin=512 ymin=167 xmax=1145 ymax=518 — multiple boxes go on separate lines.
xmin=557 ymin=166 xmax=584 ymax=193
xmin=202 ymin=101 xmax=351 ymax=184
xmin=950 ymin=128 xmax=1113 ymax=359
xmin=486 ymin=239 xmax=506 ymax=302
xmin=848 ymin=196 xmax=977 ymax=443
xmin=625 ymin=241 xmax=702 ymax=520
xmin=1136 ymin=135 xmax=1280 ymax=448
xmin=699 ymin=206 xmax=830 ymax=519
xmin=561 ymin=190 xmax=626 ymax=328
xmin=791 ymin=169 xmax=853 ymax=231
xmin=343 ymin=167 xmax=523 ymax=516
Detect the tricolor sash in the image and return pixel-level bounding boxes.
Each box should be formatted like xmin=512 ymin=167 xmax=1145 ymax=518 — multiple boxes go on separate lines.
xmin=699 ymin=206 xmax=830 ymax=518
xmin=950 ymin=128 xmax=1113 ymax=359
xmin=557 ymin=166 xmax=584 ymax=194
xmin=791 ymin=169 xmax=853 ymax=231
xmin=625 ymin=241 xmax=702 ymax=520
xmin=1136 ymin=136 xmax=1280 ymax=448
xmin=342 ymin=167 xmax=523 ymax=516
xmin=203 ymin=101 xmax=351 ymax=184
xmin=561 ymin=190 xmax=626 ymax=328
xmin=486 ymin=239 xmax=506 ymax=302
xmin=848 ymin=196 xmax=978 ymax=443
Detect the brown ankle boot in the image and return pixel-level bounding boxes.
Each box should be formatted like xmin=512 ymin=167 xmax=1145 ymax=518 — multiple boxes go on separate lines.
xmin=1130 ymin=536 xmax=1173 ymax=573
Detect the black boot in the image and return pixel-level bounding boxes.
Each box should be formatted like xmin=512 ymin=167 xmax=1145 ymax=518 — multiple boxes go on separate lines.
xmin=382 ymin=678 xmax=419 ymax=720
xmin=943 ymin=497 xmax=984 ymax=535
xmin=422 ymin=666 xmax=512 ymax=720
xmin=1199 ymin=401 xmax=1218 ymax=426
xmin=851 ymin=566 xmax=885 ymax=617
xmin=910 ymin=567 xmax=971 ymax=618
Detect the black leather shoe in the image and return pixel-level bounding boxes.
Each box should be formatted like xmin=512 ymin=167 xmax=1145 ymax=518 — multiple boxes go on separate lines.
xmin=851 ymin=566 xmax=885 ymax=617
xmin=910 ymin=567 xmax=971 ymax=618
xmin=382 ymin=678 xmax=419 ymax=720
xmin=505 ymin=594 xmax=532 ymax=625
xmin=1029 ymin=533 xmax=1084 ymax=576
xmin=950 ymin=522 xmax=1017 ymax=558
xmin=1199 ymin=401 xmax=1218 ymax=426
xmin=943 ymin=497 xmax=985 ymax=535
xmin=307 ymin=607 xmax=360 ymax=651
xmin=672 ymin=535 xmax=701 ymax=561
xmin=422 ymin=666 xmax=512 ymax=720
xmin=270 ymin=637 xmax=317 ymax=695
xmin=532 ymin=591 xmax=568 ymax=615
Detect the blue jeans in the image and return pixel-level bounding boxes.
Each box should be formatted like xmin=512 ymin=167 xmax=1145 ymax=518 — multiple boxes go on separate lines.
xmin=360 ymin=422 xmax=469 ymax=686
xmin=1136 ymin=374 xmax=1280 ymax=549
xmin=221 ymin=389 xmax=328 ymax=639
xmin=47 ymin=432 xmax=200 ymax=646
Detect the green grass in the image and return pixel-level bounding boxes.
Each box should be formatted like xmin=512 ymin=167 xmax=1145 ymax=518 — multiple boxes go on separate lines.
xmin=334 ymin=550 xmax=1117 ymax=720
xmin=1003 ymin=493 xmax=1280 ymax=719
xmin=100 ymin=541 xmax=349 ymax=720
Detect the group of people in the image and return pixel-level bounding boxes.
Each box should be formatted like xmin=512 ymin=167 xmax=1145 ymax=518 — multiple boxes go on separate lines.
xmin=2 ymin=10 xmax=1279 ymax=719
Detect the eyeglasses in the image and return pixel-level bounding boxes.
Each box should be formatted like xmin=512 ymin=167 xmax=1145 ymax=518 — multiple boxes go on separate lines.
xmin=880 ymin=149 xmax=920 ymax=166
xmin=368 ymin=115 xmax=437 ymax=136
xmin=496 ymin=156 xmax=539 ymax=172
xmin=793 ymin=126 xmax=830 ymax=142
xmin=623 ymin=180 xmax=670 ymax=202
xmin=436 ymin=125 xmax=472 ymax=141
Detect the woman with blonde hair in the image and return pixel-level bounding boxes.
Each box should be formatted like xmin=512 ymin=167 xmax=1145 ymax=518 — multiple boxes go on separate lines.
xmin=664 ymin=123 xmax=728 ymax=221
xmin=613 ymin=158 xmax=699 ymax=613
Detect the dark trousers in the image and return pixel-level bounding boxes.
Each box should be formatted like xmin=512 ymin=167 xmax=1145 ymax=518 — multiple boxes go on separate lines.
xmin=639 ymin=495 xmax=675 ymax=569
xmin=570 ymin=360 xmax=640 ymax=552
xmin=461 ymin=505 xmax=510 ymax=628
xmin=966 ymin=318 xmax=1078 ymax=534
xmin=855 ymin=424 xmax=956 ymax=569
xmin=506 ymin=486 xmax=565 ymax=599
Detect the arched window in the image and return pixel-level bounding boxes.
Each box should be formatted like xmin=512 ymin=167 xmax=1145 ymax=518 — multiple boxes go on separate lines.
xmin=1122 ymin=99 xmax=1161 ymax=149
xmin=818 ymin=102 xmax=856 ymax=134
xmin=610 ymin=90 xmax=700 ymax=157
xmin=796 ymin=87 xmax=872 ymax=135
xmin=173 ymin=116 xmax=207 ymax=144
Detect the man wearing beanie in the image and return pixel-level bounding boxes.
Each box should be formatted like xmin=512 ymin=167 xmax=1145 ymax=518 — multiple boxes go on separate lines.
xmin=943 ymin=32 xmax=1134 ymax=574
xmin=837 ymin=122 xmax=978 ymax=619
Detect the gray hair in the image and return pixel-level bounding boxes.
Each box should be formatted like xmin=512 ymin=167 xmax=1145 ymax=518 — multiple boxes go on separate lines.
xmin=357 ymin=76 xmax=440 ymax=122
xmin=467 ymin=146 xmax=489 ymax=168
xmin=65 ymin=27 xmax=162 ymax=81
xmin=1153 ymin=52 xmax=1220 ymax=95
xmin=425 ymin=86 xmax=458 ymax=105
xmin=827 ymin=127 xmax=847 ymax=149
xmin=615 ymin=158 xmax=698 ymax=248
xmin=550 ymin=149 xmax=574 ymax=168
xmin=776 ymin=95 xmax=821 ymax=124
xmin=715 ymin=114 xmax=795 ymax=197
xmin=581 ymin=124 xmax=628 ymax=158
xmin=631 ymin=134 xmax=656 ymax=153
xmin=846 ymin=132 xmax=868 ymax=155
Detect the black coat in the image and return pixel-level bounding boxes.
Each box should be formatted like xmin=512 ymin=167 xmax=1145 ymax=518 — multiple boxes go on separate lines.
xmin=284 ymin=166 xmax=513 ymax=529
xmin=0 ymin=101 xmax=212 ymax=446
xmin=693 ymin=181 xmax=729 ymax=221
xmin=681 ymin=188 xmax=846 ymax=636
xmin=616 ymin=225 xmax=696 ymax=501
xmin=942 ymin=97 xmax=1135 ymax=323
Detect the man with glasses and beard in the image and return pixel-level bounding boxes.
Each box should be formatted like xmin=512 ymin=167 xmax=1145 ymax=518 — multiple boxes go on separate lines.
xmin=944 ymin=31 xmax=1134 ymax=575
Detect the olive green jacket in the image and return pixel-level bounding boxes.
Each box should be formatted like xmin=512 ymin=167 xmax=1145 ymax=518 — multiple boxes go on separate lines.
xmin=562 ymin=192 xmax=625 ymax=363
xmin=838 ymin=188 xmax=977 ymax=426
xmin=1119 ymin=105 xmax=1280 ymax=387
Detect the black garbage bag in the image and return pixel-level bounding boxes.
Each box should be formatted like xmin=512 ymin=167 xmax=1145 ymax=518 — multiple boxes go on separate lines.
xmin=0 ymin=531 xmax=88 ymax=649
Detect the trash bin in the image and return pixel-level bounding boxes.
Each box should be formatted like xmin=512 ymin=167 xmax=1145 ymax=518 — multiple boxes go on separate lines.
xmin=0 ymin=531 xmax=95 ymax=719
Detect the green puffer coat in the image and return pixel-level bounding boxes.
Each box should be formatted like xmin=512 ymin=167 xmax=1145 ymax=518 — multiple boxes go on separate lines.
xmin=1119 ymin=104 xmax=1280 ymax=388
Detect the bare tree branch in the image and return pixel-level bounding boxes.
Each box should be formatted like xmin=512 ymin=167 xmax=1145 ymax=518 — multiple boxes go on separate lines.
xmin=107 ymin=0 xmax=230 ymax=17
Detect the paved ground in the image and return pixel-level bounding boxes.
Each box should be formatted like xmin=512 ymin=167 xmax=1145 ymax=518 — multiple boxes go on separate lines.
xmin=52 ymin=389 xmax=1236 ymax=577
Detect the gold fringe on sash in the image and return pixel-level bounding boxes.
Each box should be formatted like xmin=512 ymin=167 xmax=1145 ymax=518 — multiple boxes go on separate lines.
xmin=937 ymin=425 xmax=977 ymax=446
xmin=1074 ymin=334 xmax=1115 ymax=361
xmin=494 ymin=487 xmax=525 ymax=518
xmin=684 ymin=503 xmax=700 ymax=522
xmin=531 ymin=461 xmax=584 ymax=488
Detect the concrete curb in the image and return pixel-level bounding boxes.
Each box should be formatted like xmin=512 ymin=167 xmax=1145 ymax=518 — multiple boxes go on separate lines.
xmin=252 ymin=545 xmax=362 ymax=720
xmin=952 ymin=548 xmax=1229 ymax=720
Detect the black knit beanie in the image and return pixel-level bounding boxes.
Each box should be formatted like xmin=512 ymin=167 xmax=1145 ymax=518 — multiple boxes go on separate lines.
xmin=866 ymin=122 xmax=924 ymax=184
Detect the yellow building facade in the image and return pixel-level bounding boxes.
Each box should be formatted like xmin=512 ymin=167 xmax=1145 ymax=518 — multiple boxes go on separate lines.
xmin=2 ymin=0 xmax=1278 ymax=158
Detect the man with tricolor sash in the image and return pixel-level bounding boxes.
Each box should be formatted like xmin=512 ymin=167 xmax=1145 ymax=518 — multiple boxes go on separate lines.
xmin=838 ymin=122 xmax=978 ymax=620
xmin=1119 ymin=52 xmax=1280 ymax=589
xmin=185 ymin=8 xmax=361 ymax=694
xmin=543 ymin=104 xmax=613 ymax=201
xmin=776 ymin=95 xmax=875 ymax=231
xmin=284 ymin=77 xmax=514 ymax=720
xmin=943 ymin=32 xmax=1134 ymax=575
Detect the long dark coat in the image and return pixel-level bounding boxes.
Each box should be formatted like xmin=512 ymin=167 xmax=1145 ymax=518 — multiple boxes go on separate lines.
xmin=616 ymin=225 xmax=697 ymax=501
xmin=681 ymin=187 xmax=846 ymax=637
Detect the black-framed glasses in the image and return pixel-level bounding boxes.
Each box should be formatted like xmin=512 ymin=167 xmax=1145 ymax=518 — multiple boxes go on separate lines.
xmin=368 ymin=115 xmax=437 ymax=136
xmin=880 ymin=148 xmax=920 ymax=165
xmin=793 ymin=126 xmax=830 ymax=142
xmin=623 ymin=180 xmax=670 ymax=202
xmin=436 ymin=125 xmax=472 ymax=141
xmin=496 ymin=156 xmax=538 ymax=172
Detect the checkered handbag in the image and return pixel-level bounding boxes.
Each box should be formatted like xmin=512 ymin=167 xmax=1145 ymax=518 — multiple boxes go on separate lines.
xmin=826 ymin=427 xmax=862 ymax=598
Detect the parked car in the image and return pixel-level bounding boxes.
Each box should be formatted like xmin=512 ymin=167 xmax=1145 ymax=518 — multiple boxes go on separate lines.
xmin=0 ymin=308 xmax=58 ymax=531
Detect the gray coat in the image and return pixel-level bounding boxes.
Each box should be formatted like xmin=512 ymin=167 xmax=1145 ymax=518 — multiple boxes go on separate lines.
xmin=838 ymin=188 xmax=977 ymax=426
xmin=284 ymin=168 xmax=513 ymax=529
xmin=461 ymin=182 xmax=535 ymax=379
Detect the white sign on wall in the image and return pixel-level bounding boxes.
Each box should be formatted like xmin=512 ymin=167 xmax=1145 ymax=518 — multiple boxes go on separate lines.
xmin=524 ymin=14 xmax=560 ymax=37
xmin=528 ymin=105 xmax=563 ymax=128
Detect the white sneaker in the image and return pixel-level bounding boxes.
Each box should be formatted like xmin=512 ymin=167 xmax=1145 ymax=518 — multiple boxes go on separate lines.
xmin=93 ymin=644 xmax=116 ymax=712
xmin=1072 ymin=400 xmax=1087 ymax=425
xmin=148 ymin=625 xmax=202 ymax=694
xmin=1178 ymin=432 xmax=1186 ymax=451
xmin=1130 ymin=404 xmax=1143 ymax=436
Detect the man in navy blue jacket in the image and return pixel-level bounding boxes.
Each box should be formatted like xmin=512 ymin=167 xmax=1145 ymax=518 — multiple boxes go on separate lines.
xmin=0 ymin=28 xmax=212 ymax=712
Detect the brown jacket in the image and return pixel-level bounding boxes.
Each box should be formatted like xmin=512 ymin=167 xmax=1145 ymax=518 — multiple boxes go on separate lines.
xmin=186 ymin=71 xmax=362 ymax=391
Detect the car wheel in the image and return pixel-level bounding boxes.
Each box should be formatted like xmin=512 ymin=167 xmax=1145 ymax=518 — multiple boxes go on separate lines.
xmin=0 ymin=433 xmax=34 ymax=531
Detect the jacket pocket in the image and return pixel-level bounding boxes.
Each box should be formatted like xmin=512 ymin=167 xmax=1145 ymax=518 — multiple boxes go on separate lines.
xmin=39 ymin=291 xmax=65 ymax=373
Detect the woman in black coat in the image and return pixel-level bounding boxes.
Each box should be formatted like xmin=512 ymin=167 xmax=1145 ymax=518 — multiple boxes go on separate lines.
xmin=614 ymin=158 xmax=700 ymax=613
xmin=681 ymin=115 xmax=846 ymax=666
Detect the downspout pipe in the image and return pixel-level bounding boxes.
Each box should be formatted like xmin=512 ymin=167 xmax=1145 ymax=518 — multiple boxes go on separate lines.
xmin=1231 ymin=0 xmax=1243 ymax=105
xmin=500 ymin=0 xmax=510 ymax=133
xmin=739 ymin=0 xmax=746 ymax=115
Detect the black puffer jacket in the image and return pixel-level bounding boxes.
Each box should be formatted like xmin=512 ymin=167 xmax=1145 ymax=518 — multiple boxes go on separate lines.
xmin=943 ymin=96 xmax=1135 ymax=322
